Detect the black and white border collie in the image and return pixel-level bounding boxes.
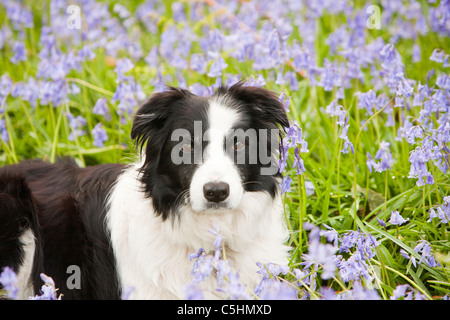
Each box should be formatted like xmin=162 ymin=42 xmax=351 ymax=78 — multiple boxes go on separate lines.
xmin=0 ymin=82 xmax=291 ymax=299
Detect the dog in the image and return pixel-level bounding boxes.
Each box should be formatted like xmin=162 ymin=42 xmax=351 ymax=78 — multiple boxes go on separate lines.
xmin=0 ymin=82 xmax=291 ymax=299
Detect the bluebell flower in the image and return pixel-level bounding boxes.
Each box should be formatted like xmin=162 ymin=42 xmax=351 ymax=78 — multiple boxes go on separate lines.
xmin=428 ymin=0 xmax=450 ymax=37
xmin=21 ymin=77 xmax=40 ymax=108
xmin=112 ymin=79 xmax=143 ymax=117
xmin=284 ymin=121 xmax=309 ymax=152
xmin=69 ymin=83 xmax=80 ymax=95
xmin=339 ymin=230 xmax=379 ymax=258
xmin=93 ymin=97 xmax=110 ymax=118
xmin=379 ymin=44 xmax=406 ymax=92
xmin=201 ymin=29 xmax=224 ymax=54
xmin=29 ymin=273 xmax=61 ymax=300
xmin=144 ymin=45 xmax=159 ymax=68
xmin=379 ymin=43 xmax=398 ymax=66
xmin=280 ymin=176 xmax=292 ymax=194
xmin=187 ymin=225 xmax=253 ymax=300
xmin=304 ymin=180 xmax=315 ymax=196
xmin=366 ymin=152 xmax=377 ymax=173
xmin=320 ymin=224 xmax=339 ymax=247
xmin=207 ymin=57 xmax=228 ymax=78
xmin=399 ymin=249 xmax=416 ymax=267
xmin=391 ymin=284 xmax=426 ymax=300
xmin=324 ymin=100 xmax=353 ymax=154
xmin=66 ymin=112 xmax=87 ymax=141
xmin=114 ymin=58 xmax=134 ymax=83
xmin=396 ymin=79 xmax=414 ymax=98
xmin=388 ymin=210 xmax=408 ymax=225
xmin=357 ymin=89 xmax=377 ymax=116
xmin=338 ymin=252 xmax=373 ymax=283
xmin=0 ymin=266 xmax=18 ymax=299
xmin=245 ymin=74 xmax=266 ymax=87
xmin=77 ymin=45 xmax=96 ymax=61
xmin=301 ymin=225 xmax=338 ymax=280
xmin=335 ymin=87 xmax=345 ymax=100
xmin=338 ymin=281 xmax=380 ymax=300
xmin=190 ymin=54 xmax=207 ymax=75
xmin=326 ymin=25 xmax=348 ymax=55
xmin=278 ymin=121 xmax=309 ymax=180
xmin=192 ymin=254 xmax=214 ymax=283
xmin=267 ymin=28 xmax=282 ymax=65
xmin=120 ymin=286 xmax=134 ymax=300
xmin=428 ymin=207 xmax=438 ymax=223
xmin=436 ymin=74 xmax=450 ymax=90
xmin=336 ymin=229 xmax=379 ymax=283
xmin=0 ymin=74 xmax=13 ymax=98
xmin=39 ymin=80 xmax=69 ymax=106
xmin=184 ymin=283 xmax=204 ymax=300
xmin=278 ymin=92 xmax=290 ymax=113
xmin=320 ymin=287 xmax=339 ymax=300
xmin=408 ymin=147 xmax=435 ymax=187
xmin=10 ymin=41 xmax=26 ymax=64
xmin=92 ymin=123 xmax=108 ymax=148
xmin=170 ymin=50 xmax=188 ymax=70
xmin=412 ymin=43 xmax=421 ymax=63
xmin=171 ymin=2 xmax=186 ymax=22
xmin=275 ymin=70 xmax=286 ymax=85
xmin=284 ymin=71 xmax=299 ymax=91
xmin=217 ymin=263 xmax=251 ymax=300
xmin=428 ymin=198 xmax=450 ymax=225
xmin=3 ymin=1 xmax=33 ymax=29
xmin=414 ymin=240 xmax=442 ymax=268
xmin=258 ymin=279 xmax=297 ymax=300
xmin=429 ymin=48 xmax=446 ymax=63
xmin=255 ymin=262 xmax=290 ymax=296
xmin=113 ymin=3 xmax=131 ymax=19
xmin=439 ymin=197 xmax=450 ymax=220
xmin=325 ymin=100 xmax=345 ymax=121
xmin=188 ymin=83 xmax=213 ymax=97
xmin=377 ymin=218 xmax=386 ymax=227
xmin=340 ymin=118 xmax=354 ymax=154
xmin=293 ymin=147 xmax=306 ymax=175
xmin=367 ymin=141 xmax=394 ymax=173
xmin=391 ymin=284 xmax=412 ymax=300
xmin=319 ymin=59 xmax=340 ymax=92
xmin=0 ymin=118 xmax=9 ymax=143
xmin=207 ymin=224 xmax=223 ymax=254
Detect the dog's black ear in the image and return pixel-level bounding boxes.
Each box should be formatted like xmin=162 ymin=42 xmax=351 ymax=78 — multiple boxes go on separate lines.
xmin=219 ymin=81 xmax=290 ymax=129
xmin=131 ymin=86 xmax=192 ymax=154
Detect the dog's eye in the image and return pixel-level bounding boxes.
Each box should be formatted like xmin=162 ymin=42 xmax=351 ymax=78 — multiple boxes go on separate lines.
xmin=234 ymin=141 xmax=245 ymax=151
xmin=181 ymin=143 xmax=193 ymax=153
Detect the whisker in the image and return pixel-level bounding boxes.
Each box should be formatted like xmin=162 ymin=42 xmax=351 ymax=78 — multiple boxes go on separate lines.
xmin=242 ymin=181 xmax=263 ymax=186
xmin=175 ymin=189 xmax=190 ymax=205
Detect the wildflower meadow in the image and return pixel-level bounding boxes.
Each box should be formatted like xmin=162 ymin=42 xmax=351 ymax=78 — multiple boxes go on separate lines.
xmin=0 ymin=0 xmax=449 ymax=301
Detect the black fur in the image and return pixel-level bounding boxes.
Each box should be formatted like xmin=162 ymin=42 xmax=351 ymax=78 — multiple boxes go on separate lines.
xmin=0 ymin=160 xmax=124 ymax=299
xmin=0 ymin=83 xmax=288 ymax=299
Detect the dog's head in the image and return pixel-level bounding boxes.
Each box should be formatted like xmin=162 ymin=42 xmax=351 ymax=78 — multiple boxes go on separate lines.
xmin=130 ymin=82 xmax=289 ymax=220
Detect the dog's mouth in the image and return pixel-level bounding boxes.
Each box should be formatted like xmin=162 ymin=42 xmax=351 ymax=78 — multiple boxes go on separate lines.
xmin=181 ymin=191 xmax=232 ymax=213
xmin=187 ymin=197 xmax=236 ymax=213
xmin=204 ymin=201 xmax=230 ymax=211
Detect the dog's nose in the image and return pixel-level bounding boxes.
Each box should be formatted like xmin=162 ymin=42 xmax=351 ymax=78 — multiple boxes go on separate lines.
xmin=203 ymin=182 xmax=230 ymax=203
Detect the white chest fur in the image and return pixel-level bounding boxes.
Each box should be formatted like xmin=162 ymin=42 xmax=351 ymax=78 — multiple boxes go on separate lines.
xmin=106 ymin=164 xmax=290 ymax=299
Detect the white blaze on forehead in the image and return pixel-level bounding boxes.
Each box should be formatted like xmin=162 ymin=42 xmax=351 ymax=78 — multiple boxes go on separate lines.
xmin=189 ymin=98 xmax=244 ymax=212
xmin=204 ymin=98 xmax=240 ymax=158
